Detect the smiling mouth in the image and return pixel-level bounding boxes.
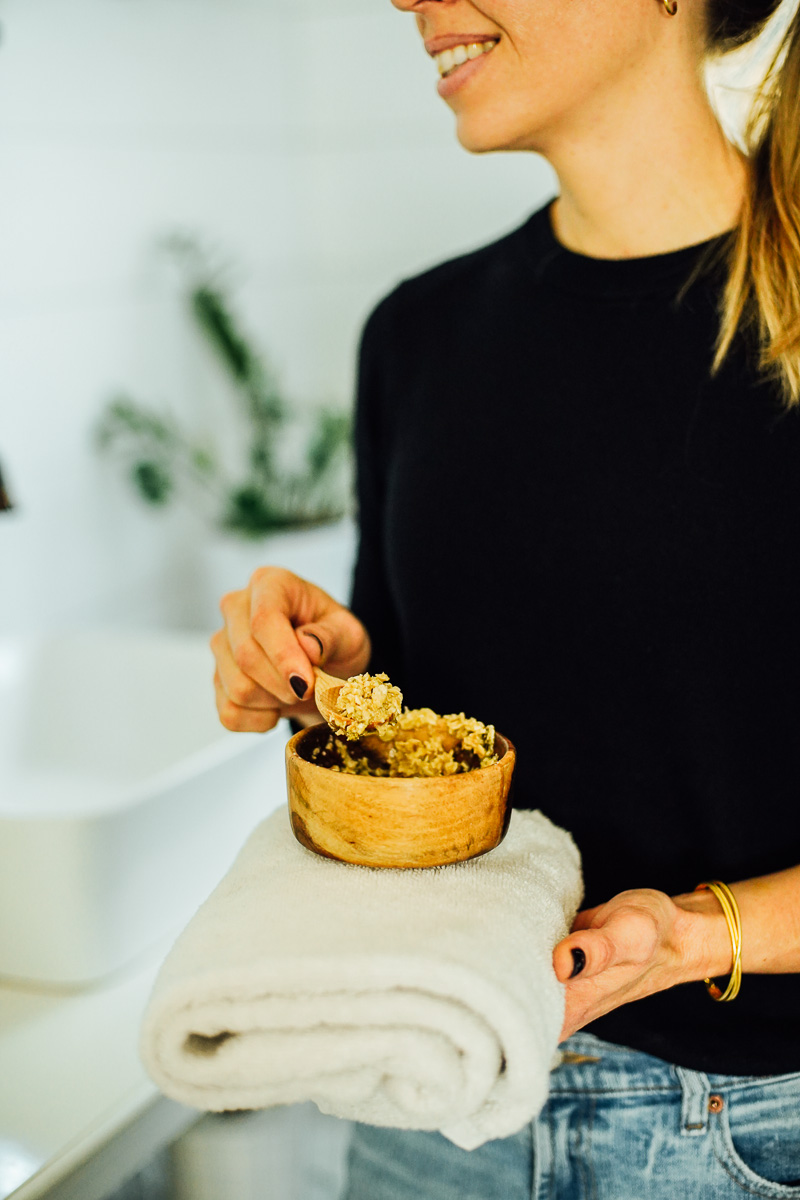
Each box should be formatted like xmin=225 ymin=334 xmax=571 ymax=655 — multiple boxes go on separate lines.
xmin=433 ymin=38 xmax=499 ymax=80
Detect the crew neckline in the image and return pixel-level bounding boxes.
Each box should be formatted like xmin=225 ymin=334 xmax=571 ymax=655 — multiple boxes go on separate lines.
xmin=525 ymin=199 xmax=735 ymax=298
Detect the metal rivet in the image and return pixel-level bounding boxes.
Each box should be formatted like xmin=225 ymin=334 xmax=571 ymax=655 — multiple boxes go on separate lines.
xmin=708 ymin=1094 xmax=724 ymax=1113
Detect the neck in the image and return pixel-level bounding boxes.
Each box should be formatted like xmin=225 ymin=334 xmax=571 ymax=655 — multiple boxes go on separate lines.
xmin=543 ymin=66 xmax=749 ymax=259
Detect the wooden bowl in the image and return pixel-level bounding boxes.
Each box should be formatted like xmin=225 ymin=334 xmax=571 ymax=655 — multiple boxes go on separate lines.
xmin=285 ymin=723 xmax=516 ymax=869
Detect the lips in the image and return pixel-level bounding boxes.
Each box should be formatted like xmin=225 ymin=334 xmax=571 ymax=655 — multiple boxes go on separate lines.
xmin=434 ymin=40 xmax=496 ymax=81
xmin=424 ymin=33 xmax=500 ymax=57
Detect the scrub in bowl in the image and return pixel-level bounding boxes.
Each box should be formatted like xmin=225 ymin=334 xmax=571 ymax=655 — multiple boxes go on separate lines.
xmin=285 ymin=672 xmax=516 ymax=868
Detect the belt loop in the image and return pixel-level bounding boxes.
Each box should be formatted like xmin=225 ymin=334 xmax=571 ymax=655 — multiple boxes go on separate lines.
xmin=675 ymin=1067 xmax=711 ymax=1137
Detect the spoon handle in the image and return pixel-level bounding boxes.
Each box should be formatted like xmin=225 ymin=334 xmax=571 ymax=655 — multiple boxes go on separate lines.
xmin=313 ymin=666 xmax=345 ymax=725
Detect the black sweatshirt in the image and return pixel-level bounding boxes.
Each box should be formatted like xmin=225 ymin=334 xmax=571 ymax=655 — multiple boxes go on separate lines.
xmin=348 ymin=199 xmax=800 ymax=1076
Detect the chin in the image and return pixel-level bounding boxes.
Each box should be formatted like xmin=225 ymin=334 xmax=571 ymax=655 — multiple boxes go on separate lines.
xmin=453 ymin=109 xmax=540 ymax=155
xmin=455 ymin=123 xmax=504 ymax=154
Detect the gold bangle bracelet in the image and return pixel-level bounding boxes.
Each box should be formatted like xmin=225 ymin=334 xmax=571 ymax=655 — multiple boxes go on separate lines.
xmin=694 ymin=880 xmax=742 ymax=1001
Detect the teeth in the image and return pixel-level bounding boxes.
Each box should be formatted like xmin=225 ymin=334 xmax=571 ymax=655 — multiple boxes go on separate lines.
xmin=435 ymin=39 xmax=497 ymax=79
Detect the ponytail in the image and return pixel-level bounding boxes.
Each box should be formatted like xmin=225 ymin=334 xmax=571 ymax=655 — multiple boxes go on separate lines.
xmin=709 ymin=5 xmax=800 ymax=406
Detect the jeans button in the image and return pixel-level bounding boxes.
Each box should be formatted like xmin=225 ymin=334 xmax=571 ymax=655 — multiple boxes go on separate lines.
xmin=708 ymin=1094 xmax=724 ymax=1113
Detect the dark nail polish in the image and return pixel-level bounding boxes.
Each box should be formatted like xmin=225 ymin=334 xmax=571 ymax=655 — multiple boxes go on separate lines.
xmin=570 ymin=948 xmax=586 ymax=978
xmin=301 ymin=630 xmax=324 ymax=657
xmin=290 ymin=675 xmax=308 ymax=700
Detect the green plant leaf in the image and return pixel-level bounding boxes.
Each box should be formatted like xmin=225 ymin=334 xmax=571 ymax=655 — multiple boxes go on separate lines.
xmin=192 ymin=286 xmax=254 ymax=384
xmin=132 ymin=460 xmax=173 ymax=505
xmin=96 ymin=395 xmax=177 ymax=450
xmin=307 ymin=410 xmax=351 ymax=480
xmin=95 ymin=234 xmax=354 ymax=540
xmin=191 ymin=447 xmax=216 ymax=475
xmin=223 ymin=485 xmax=284 ymax=535
xmin=190 ymin=283 xmax=284 ymax=429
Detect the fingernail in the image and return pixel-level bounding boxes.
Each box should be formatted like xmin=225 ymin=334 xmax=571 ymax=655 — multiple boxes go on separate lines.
xmin=570 ymin=948 xmax=586 ymax=978
xmin=301 ymin=630 xmax=324 ymax=657
xmin=290 ymin=675 xmax=308 ymax=700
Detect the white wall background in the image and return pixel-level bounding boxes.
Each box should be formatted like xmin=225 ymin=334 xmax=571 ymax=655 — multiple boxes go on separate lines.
xmin=0 ymin=0 xmax=554 ymax=635
xmin=0 ymin=0 xmax=791 ymax=635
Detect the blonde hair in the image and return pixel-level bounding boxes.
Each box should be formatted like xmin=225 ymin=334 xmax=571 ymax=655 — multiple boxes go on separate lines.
xmin=702 ymin=3 xmax=800 ymax=406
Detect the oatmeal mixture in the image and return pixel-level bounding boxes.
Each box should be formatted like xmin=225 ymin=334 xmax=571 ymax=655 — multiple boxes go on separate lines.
xmin=313 ymin=700 xmax=498 ymax=778
xmin=329 ymin=671 xmax=404 ymax=740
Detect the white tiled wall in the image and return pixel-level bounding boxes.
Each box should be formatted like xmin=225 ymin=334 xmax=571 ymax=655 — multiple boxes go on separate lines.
xmin=0 ymin=0 xmax=788 ymax=635
xmin=0 ymin=0 xmax=554 ymax=636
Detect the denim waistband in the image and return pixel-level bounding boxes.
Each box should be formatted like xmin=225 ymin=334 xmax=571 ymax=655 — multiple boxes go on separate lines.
xmin=552 ymin=1032 xmax=800 ymax=1102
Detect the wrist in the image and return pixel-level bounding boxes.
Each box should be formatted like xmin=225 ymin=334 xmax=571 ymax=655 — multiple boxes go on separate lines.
xmin=671 ymin=890 xmax=734 ymax=984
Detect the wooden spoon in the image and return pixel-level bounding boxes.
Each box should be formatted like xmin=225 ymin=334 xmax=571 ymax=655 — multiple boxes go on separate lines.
xmin=313 ymin=666 xmax=348 ymax=728
xmin=313 ymin=667 xmax=403 ymax=741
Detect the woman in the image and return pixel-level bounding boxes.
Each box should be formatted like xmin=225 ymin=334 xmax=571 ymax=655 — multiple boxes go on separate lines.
xmin=211 ymin=0 xmax=800 ymax=1195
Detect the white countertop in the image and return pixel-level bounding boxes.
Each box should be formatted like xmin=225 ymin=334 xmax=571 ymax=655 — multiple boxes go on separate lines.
xmin=0 ymin=934 xmax=195 ymax=1199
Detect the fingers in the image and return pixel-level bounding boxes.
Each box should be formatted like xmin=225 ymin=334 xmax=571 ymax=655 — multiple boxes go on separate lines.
xmin=246 ymin=602 xmax=318 ymax=704
xmin=553 ymin=929 xmax=618 ymax=983
xmin=213 ymin=668 xmax=281 ymax=733
xmin=570 ymin=905 xmax=603 ymax=931
xmin=218 ymin=590 xmax=301 ymax=707
xmin=212 ymin=583 xmax=310 ymax=730
xmin=210 ymin=566 xmax=371 ymax=734
xmin=291 ymin=611 xmax=372 ymax=688
xmin=553 ymin=903 xmax=663 ymax=983
xmin=211 ymin=627 xmax=282 ymax=711
xmin=555 ymin=893 xmax=684 ymax=1040
xmin=248 ymin=568 xmax=370 ymax=693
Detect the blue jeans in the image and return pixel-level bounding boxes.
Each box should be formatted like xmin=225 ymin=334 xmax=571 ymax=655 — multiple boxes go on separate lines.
xmin=339 ymin=1032 xmax=800 ymax=1199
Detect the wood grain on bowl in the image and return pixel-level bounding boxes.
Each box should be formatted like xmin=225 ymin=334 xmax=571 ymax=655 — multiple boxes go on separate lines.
xmin=285 ymin=724 xmax=516 ymax=869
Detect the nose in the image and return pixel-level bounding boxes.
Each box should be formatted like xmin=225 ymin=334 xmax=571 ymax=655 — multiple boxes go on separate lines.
xmin=391 ymin=0 xmax=448 ymax=10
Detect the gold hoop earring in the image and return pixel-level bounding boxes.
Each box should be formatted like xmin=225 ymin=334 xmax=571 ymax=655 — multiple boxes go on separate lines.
xmin=662 ymin=0 xmax=678 ymax=13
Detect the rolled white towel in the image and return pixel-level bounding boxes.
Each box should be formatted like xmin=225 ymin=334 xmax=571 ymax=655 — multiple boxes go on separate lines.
xmin=140 ymin=804 xmax=582 ymax=1151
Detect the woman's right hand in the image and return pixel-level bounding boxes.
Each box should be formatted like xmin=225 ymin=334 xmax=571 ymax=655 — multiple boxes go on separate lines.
xmin=210 ymin=567 xmax=371 ymax=732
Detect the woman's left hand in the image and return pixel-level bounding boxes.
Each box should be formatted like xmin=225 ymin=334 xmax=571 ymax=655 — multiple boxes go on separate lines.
xmin=552 ymin=888 xmax=729 ymax=1042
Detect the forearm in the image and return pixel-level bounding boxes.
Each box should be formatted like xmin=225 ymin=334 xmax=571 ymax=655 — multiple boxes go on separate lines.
xmin=673 ymin=864 xmax=800 ymax=982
